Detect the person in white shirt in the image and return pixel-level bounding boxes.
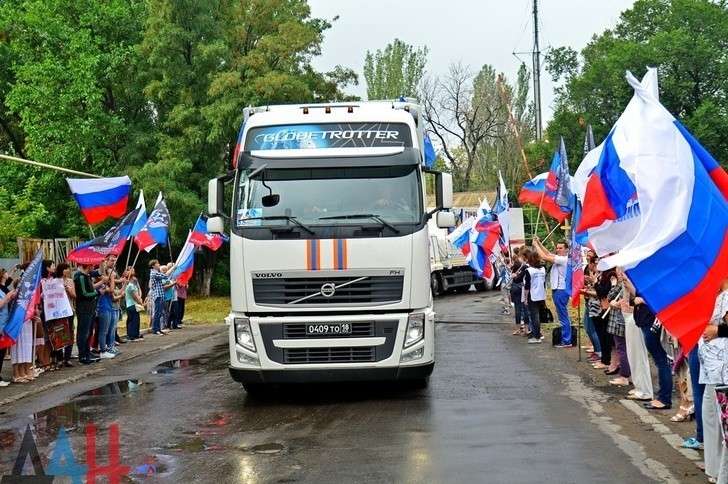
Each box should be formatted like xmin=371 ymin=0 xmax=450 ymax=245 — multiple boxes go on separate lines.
xmin=523 ymin=251 xmax=547 ymax=344
xmin=533 ymin=237 xmax=572 ymax=347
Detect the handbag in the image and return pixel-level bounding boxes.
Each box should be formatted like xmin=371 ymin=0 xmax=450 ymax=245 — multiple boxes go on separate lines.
xmin=47 ymin=318 xmax=72 ymax=351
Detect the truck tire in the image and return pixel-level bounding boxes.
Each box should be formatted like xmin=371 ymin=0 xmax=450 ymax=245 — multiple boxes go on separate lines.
xmin=441 ymin=275 xmax=451 ymax=293
xmin=430 ymin=273 xmax=441 ymax=297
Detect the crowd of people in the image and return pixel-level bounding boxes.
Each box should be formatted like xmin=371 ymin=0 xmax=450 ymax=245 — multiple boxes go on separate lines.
xmin=499 ymin=239 xmax=728 ymax=483
xmin=0 ymin=255 xmax=188 ymax=386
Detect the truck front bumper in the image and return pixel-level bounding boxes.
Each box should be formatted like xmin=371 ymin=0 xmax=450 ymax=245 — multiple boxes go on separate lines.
xmin=229 ymin=362 xmax=434 ymax=384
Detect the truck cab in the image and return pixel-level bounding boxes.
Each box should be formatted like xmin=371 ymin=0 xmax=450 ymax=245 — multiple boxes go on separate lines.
xmin=207 ymin=100 xmax=454 ymax=392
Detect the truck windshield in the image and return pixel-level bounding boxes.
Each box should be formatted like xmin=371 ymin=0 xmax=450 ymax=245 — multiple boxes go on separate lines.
xmin=236 ymin=165 xmax=421 ymax=229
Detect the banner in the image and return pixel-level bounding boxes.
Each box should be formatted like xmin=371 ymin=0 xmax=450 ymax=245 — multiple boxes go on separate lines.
xmin=41 ymin=278 xmax=73 ymax=321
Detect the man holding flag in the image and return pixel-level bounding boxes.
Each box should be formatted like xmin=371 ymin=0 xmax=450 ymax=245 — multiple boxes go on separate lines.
xmin=532 ymin=237 xmax=573 ymax=347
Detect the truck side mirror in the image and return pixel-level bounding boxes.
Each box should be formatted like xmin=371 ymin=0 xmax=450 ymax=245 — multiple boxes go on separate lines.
xmin=208 ymin=216 xmax=224 ymax=233
xmin=436 ymin=172 xmax=454 ymax=209
xmin=208 ymin=177 xmax=226 ymax=217
xmin=436 ymin=211 xmax=455 ymax=229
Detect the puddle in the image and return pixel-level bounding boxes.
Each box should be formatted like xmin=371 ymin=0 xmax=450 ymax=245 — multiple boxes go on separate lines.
xmin=247 ymin=442 xmax=285 ymax=454
xmin=151 ymin=358 xmax=204 ymax=375
xmin=129 ymin=453 xmax=177 ymax=480
xmin=0 ymin=379 xmax=150 ymax=454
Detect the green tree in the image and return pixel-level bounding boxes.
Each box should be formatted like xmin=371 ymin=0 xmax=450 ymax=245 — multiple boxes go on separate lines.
xmin=546 ymin=0 xmax=728 ymax=165
xmin=0 ymin=0 xmax=152 ymax=253
xmin=363 ymin=39 xmax=428 ymax=100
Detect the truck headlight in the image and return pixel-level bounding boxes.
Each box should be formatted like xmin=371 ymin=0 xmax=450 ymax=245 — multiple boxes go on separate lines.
xmin=404 ymin=313 xmax=425 ymax=348
xmin=234 ymin=317 xmax=256 ymax=352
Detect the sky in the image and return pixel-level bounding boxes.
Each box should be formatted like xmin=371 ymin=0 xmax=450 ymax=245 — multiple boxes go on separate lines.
xmin=308 ymin=0 xmax=637 ymax=121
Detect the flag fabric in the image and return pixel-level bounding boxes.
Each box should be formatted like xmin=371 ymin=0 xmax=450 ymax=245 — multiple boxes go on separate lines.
xmin=584 ymin=124 xmax=596 ymax=157
xmin=129 ymin=190 xmax=147 ymax=237
xmin=518 ymin=173 xmax=571 ymax=223
xmin=572 ymin=68 xmax=728 ymax=352
xmin=66 ymin=176 xmax=131 ymax=225
xmin=169 ymin=232 xmax=195 ymax=285
xmin=0 ymin=250 xmax=44 ymax=349
xmin=493 ymin=170 xmax=510 ymax=250
xmin=67 ymin=209 xmax=140 ymax=265
xmin=477 ymin=194 xmax=491 ymax=218
xmin=189 ymin=214 xmax=225 ymax=251
xmin=565 ymin=197 xmax=586 ymax=307
xmin=544 ymin=138 xmax=574 ymax=221
xmin=134 ymin=193 xmax=170 ymax=252
xmin=423 ymin=133 xmax=436 ymax=169
xmin=472 ymin=216 xmax=502 ymax=279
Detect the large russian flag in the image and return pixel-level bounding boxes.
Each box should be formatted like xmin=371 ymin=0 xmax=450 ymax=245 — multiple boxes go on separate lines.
xmin=518 ymin=173 xmax=571 ymax=223
xmin=0 ymin=250 xmax=43 ymax=349
xmin=573 ymin=68 xmax=728 ymax=352
xmin=67 ymin=176 xmax=131 ymax=225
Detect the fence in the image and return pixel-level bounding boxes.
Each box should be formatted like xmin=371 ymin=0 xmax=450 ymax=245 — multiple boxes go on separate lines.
xmin=17 ymin=238 xmax=82 ymax=264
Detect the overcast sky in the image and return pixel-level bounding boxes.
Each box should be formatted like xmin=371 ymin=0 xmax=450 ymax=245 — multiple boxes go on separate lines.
xmin=309 ymin=0 xmax=637 ymax=121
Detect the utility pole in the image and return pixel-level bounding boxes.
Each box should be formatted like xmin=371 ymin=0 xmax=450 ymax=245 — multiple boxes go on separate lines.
xmin=532 ymin=0 xmax=543 ymax=140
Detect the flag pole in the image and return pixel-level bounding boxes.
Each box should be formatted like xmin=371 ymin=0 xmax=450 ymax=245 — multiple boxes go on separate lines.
xmin=167 ymin=237 xmax=173 ymax=263
xmin=132 ymin=248 xmax=142 ymax=267
xmin=0 ymin=153 xmax=102 ymax=178
xmin=541 ymin=223 xmax=562 ymax=245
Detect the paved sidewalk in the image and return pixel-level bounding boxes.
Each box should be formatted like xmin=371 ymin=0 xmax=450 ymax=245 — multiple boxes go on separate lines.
xmin=0 ymin=323 xmax=225 ymax=407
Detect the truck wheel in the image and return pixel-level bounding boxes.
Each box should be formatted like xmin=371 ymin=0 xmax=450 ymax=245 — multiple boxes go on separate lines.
xmin=242 ymin=383 xmax=267 ymax=396
xmin=441 ymin=275 xmax=450 ymax=293
xmin=430 ymin=273 xmax=441 ymax=297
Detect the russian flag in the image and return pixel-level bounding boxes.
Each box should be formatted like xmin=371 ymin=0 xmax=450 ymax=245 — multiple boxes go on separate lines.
xmin=518 ymin=173 xmax=571 ymax=223
xmin=67 ymin=176 xmax=131 ymax=225
xmin=573 ymin=68 xmax=728 ymax=352
xmin=135 ymin=192 xmax=170 ymax=252
xmin=170 ymin=233 xmax=195 ymax=285
xmin=0 ymin=250 xmax=43 ymax=349
xmin=189 ymin=214 xmax=225 ymax=251
xmin=565 ymin=197 xmax=586 ymax=307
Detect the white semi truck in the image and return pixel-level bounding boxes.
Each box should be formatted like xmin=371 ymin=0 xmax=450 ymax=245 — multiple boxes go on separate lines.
xmin=207 ymin=100 xmax=455 ymax=392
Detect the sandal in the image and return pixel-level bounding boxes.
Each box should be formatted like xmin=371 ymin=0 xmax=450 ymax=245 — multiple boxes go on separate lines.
xmin=644 ymin=401 xmax=671 ymax=410
xmin=671 ymin=405 xmax=695 ymax=422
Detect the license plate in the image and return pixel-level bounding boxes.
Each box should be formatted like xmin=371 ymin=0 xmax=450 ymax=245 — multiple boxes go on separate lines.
xmin=306 ymin=323 xmax=352 ymax=336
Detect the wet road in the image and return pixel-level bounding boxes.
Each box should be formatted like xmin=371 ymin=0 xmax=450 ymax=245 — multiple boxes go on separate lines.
xmin=0 ymin=292 xmax=663 ymax=483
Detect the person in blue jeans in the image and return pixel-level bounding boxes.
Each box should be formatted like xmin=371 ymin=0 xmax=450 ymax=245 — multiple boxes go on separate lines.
xmin=533 ymin=237 xmax=572 ymax=347
xmin=682 ymin=346 xmax=705 ymax=450
xmin=149 ymin=260 xmax=176 ymax=335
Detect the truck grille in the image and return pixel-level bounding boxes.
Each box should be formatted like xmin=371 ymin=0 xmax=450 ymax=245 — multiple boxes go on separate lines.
xmin=283 ymin=322 xmax=375 ymax=338
xmin=284 ymin=347 xmax=376 ymax=364
xmin=253 ymin=276 xmax=404 ymax=305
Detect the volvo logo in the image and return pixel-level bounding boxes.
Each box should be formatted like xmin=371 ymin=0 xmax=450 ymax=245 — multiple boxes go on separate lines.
xmin=320 ymin=282 xmax=336 ymax=298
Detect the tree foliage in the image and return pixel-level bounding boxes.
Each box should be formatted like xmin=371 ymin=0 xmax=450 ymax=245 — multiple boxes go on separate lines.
xmin=422 ymin=62 xmax=535 ymax=194
xmin=546 ymin=0 xmax=728 ymax=167
xmin=0 ymin=0 xmax=357 ymax=271
xmin=363 ymin=39 xmax=428 ymax=100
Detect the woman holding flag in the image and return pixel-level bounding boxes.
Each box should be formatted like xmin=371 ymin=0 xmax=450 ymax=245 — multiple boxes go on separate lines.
xmin=0 ymin=285 xmax=17 ymax=386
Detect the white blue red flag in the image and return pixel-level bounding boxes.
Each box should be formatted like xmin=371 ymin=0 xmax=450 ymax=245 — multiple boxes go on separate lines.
xmin=129 ymin=190 xmax=147 ymax=237
xmin=518 ymin=173 xmax=570 ymax=223
xmin=0 ymin=250 xmax=43 ymax=349
xmin=67 ymin=209 xmax=140 ymax=265
xmin=67 ymin=176 xmax=131 ymax=225
xmin=189 ymin=214 xmax=226 ymax=251
xmin=170 ymin=232 xmax=195 ymax=285
xmin=573 ymin=68 xmax=728 ymax=351
xmin=134 ymin=192 xmax=170 ymax=252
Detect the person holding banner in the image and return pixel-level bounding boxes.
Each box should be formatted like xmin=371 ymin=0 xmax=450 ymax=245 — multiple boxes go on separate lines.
xmin=57 ymin=263 xmax=76 ymax=367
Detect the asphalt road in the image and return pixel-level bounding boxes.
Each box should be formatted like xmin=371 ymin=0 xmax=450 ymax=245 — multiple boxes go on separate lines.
xmin=0 ymin=291 xmax=699 ymax=483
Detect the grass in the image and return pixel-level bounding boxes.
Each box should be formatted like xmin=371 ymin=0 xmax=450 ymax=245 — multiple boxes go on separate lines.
xmin=116 ymin=296 xmax=230 ymax=332
xmin=183 ymin=296 xmax=230 ymax=324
